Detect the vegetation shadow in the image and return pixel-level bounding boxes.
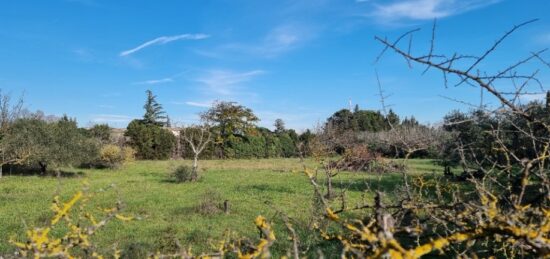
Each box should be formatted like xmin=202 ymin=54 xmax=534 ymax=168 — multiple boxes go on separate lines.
xmin=2 ymin=165 xmax=85 ymax=178
xmin=246 ymin=184 xmax=296 ymax=194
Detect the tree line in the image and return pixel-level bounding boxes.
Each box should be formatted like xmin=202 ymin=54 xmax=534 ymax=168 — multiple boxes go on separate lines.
xmin=124 ymin=90 xmax=315 ymax=160
xmin=2 ymin=85 xmax=547 ymax=177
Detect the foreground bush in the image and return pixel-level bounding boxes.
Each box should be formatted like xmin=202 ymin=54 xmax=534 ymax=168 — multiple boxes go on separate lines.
xmin=9 ymin=188 xmax=134 ymax=258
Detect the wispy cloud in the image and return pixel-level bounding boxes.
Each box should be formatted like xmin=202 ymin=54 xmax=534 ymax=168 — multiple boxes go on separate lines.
xmin=536 ymin=32 xmax=550 ymax=44
xmin=133 ymin=78 xmax=174 ymax=85
xmin=368 ymin=0 xmax=500 ymax=23
xmin=170 ymin=101 xmax=212 ymax=108
xmin=91 ymin=114 xmax=133 ymax=123
xmin=184 ymin=101 xmax=212 ymax=108
xmin=98 ymin=104 xmax=115 ymax=109
xmin=72 ymin=48 xmax=99 ymax=63
xmin=195 ymin=70 xmax=265 ymax=95
xmin=120 ymin=34 xmax=210 ymax=57
xmin=133 ymin=71 xmax=187 ymax=85
xmin=199 ymin=24 xmax=315 ymax=59
xmin=242 ymin=24 xmax=314 ymax=57
xmin=260 ymin=25 xmax=304 ymax=56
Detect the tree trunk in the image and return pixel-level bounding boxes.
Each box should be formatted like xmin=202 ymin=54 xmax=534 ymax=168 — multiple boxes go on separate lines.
xmin=0 ymin=164 xmax=3 ymax=179
xmin=326 ymin=175 xmax=333 ymax=199
xmin=223 ymin=200 xmax=230 ymax=214
xmin=191 ymin=155 xmax=199 ymax=181
xmin=39 ymin=162 xmax=47 ymax=175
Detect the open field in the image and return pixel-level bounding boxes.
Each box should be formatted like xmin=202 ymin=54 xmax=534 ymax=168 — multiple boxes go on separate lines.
xmin=0 ymin=158 xmax=442 ymax=256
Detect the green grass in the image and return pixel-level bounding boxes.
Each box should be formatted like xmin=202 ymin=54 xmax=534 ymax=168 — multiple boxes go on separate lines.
xmin=0 ymin=158 xmax=443 ymax=256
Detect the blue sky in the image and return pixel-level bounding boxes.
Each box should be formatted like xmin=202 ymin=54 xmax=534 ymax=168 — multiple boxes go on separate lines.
xmin=1 ymin=0 xmax=549 ymax=130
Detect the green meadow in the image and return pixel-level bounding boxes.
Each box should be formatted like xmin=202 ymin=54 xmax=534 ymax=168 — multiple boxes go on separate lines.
xmin=0 ymin=159 xmax=441 ymax=257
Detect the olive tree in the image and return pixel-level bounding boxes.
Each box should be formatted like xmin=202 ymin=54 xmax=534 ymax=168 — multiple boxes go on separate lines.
xmin=10 ymin=116 xmax=99 ymax=175
xmin=0 ymin=90 xmax=24 ymax=178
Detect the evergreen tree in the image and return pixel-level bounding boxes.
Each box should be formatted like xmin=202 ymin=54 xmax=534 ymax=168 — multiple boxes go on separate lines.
xmin=125 ymin=119 xmax=176 ymax=160
xmin=166 ymin=115 xmax=172 ymax=128
xmin=274 ymin=118 xmax=286 ymax=133
xmin=385 ymin=109 xmax=400 ymax=129
xmin=142 ymin=90 xmax=166 ymax=126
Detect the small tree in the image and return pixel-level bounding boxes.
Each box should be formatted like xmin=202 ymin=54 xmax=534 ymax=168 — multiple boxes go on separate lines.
xmin=181 ymin=124 xmax=212 ymax=181
xmin=10 ymin=116 xmax=99 ymax=175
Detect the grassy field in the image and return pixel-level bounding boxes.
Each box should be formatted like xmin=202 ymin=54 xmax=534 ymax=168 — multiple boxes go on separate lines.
xmin=0 ymin=158 xmax=442 ymax=257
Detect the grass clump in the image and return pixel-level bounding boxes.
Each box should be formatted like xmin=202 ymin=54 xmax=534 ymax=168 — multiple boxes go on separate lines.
xmin=171 ymin=165 xmax=194 ymax=183
xmin=195 ymin=189 xmax=225 ymax=216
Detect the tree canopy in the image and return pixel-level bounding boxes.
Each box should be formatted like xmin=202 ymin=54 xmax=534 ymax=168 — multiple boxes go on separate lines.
xmin=201 ymin=101 xmax=259 ymax=139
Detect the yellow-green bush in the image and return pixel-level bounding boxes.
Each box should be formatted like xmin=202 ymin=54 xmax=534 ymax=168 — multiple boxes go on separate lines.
xmin=97 ymin=144 xmax=135 ymax=168
xmin=122 ymin=146 xmax=136 ymax=163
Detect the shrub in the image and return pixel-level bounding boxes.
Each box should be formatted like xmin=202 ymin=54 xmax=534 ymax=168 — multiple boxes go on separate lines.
xmin=171 ymin=165 xmax=194 ymax=183
xmin=278 ymin=133 xmax=297 ymax=157
xmin=330 ymin=145 xmax=383 ymax=172
xmin=125 ymin=119 xmax=176 ymax=160
xmin=121 ymin=146 xmax=136 ymax=163
xmin=87 ymin=124 xmax=111 ymax=144
xmin=97 ymin=144 xmax=135 ymax=169
xmin=194 ymin=189 xmax=224 ymax=216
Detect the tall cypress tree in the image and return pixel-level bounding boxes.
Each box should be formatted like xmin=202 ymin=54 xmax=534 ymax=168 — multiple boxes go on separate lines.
xmin=142 ymin=90 xmax=167 ymax=126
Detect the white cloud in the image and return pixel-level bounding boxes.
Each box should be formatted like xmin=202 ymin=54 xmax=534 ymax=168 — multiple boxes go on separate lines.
xmin=133 ymin=71 xmax=187 ymax=85
xmin=91 ymin=114 xmax=133 ymax=123
xmin=120 ymin=34 xmax=210 ymax=57
xmin=133 ymin=78 xmax=174 ymax=85
xmin=201 ymin=24 xmax=315 ymax=59
xmin=184 ymin=101 xmax=212 ymax=108
xmin=170 ymin=101 xmax=212 ymax=108
xmin=255 ymin=24 xmax=314 ymax=57
xmin=519 ymin=93 xmax=546 ymax=103
xmin=369 ymin=0 xmax=500 ymax=23
xmin=265 ymin=26 xmax=300 ymax=49
xmin=195 ymin=70 xmax=265 ymax=95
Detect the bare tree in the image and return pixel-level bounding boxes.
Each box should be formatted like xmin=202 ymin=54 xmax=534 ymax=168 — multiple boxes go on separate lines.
xmin=181 ymin=124 xmax=212 ymax=181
